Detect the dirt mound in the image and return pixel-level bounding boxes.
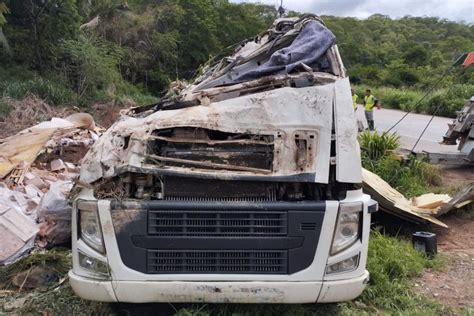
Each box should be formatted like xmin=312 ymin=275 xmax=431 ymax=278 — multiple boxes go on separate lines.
xmin=92 ymin=101 xmax=135 ymax=128
xmin=0 ymin=97 xmax=75 ymax=139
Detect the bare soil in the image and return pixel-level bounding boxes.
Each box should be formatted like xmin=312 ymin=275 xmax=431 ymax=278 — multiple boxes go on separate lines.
xmin=439 ymin=165 xmax=474 ymax=188
xmin=417 ymin=166 xmax=474 ymax=313
xmin=92 ymin=101 xmax=134 ymax=128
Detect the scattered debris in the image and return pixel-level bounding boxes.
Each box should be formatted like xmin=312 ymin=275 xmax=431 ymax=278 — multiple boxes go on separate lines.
xmin=0 ymin=199 xmax=38 ymax=265
xmin=0 ymin=114 xmax=100 ymax=264
xmin=0 ymin=128 xmax=57 ymax=178
xmin=411 ymin=193 xmax=451 ymax=209
xmin=438 ymin=183 xmax=474 ymax=216
xmin=362 ymin=168 xmax=449 ymax=228
xmin=363 ymin=168 xmax=473 ymax=228
xmin=37 ymin=181 xmax=74 ymax=247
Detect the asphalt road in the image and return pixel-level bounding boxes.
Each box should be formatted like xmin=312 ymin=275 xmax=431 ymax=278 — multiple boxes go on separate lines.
xmin=355 ymin=107 xmax=458 ymax=154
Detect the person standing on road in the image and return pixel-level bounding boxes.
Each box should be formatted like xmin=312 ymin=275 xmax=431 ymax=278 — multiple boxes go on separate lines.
xmin=363 ymin=89 xmax=380 ymax=131
xmin=351 ymin=89 xmax=358 ymax=111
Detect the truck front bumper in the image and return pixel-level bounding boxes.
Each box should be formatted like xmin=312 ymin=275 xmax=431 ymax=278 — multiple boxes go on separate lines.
xmin=69 ymin=270 xmax=369 ymax=304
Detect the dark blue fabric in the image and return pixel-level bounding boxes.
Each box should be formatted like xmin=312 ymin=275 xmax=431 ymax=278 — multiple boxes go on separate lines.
xmin=234 ymin=21 xmax=336 ymax=82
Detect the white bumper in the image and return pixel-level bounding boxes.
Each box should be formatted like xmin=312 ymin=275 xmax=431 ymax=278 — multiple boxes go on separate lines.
xmin=69 ymin=270 xmax=369 ymax=303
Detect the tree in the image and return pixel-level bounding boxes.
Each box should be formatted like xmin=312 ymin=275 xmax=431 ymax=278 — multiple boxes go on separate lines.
xmin=4 ymin=0 xmax=80 ymax=72
xmin=0 ymin=1 xmax=10 ymax=56
xmin=175 ymin=0 xmax=219 ymax=78
xmin=403 ymin=43 xmax=429 ymax=66
xmin=0 ymin=1 xmax=8 ymax=26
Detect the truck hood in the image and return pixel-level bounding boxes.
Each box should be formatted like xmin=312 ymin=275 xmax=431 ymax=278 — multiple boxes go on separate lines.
xmin=80 ymin=76 xmax=361 ymax=184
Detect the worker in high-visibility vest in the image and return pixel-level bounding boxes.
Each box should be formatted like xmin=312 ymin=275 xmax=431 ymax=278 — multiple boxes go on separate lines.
xmin=363 ymin=89 xmax=380 ymax=131
xmin=351 ymin=89 xmax=358 ymax=111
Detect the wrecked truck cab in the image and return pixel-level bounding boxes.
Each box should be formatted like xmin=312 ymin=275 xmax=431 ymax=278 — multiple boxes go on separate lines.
xmin=70 ymin=15 xmax=377 ymax=303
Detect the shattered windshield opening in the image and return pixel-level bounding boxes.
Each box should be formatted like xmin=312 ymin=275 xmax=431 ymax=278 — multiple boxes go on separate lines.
xmin=131 ymin=15 xmax=344 ymax=116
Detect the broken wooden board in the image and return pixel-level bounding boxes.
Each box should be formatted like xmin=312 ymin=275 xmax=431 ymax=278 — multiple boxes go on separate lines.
xmin=362 ymin=168 xmax=448 ymax=228
xmin=438 ymin=183 xmax=474 ymax=216
xmin=411 ymin=193 xmax=451 ymax=209
xmin=0 ymin=128 xmax=56 ymax=178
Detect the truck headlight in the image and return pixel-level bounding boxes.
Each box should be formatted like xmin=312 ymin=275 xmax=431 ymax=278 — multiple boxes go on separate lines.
xmin=78 ymin=251 xmax=110 ymax=278
xmin=78 ymin=201 xmax=105 ymax=254
xmin=330 ymin=202 xmax=362 ymax=255
xmin=326 ymin=254 xmax=360 ymax=274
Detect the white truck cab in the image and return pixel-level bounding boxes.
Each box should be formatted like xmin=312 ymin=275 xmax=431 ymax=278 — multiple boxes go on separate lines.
xmin=70 ymin=15 xmax=377 ymax=304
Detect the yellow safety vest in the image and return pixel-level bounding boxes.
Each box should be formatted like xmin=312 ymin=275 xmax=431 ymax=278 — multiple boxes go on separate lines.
xmin=352 ymin=94 xmax=358 ymax=110
xmin=364 ymin=95 xmax=376 ymax=112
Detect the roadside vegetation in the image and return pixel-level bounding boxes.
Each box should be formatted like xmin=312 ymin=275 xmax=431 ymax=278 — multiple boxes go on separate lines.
xmin=359 ymin=131 xmax=442 ymax=197
xmin=354 ymin=84 xmax=474 ymax=118
xmin=1 ymin=1 xmax=473 ymax=119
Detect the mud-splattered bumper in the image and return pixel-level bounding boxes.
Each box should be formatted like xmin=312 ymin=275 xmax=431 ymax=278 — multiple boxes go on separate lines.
xmin=68 ymin=270 xmax=369 ymax=303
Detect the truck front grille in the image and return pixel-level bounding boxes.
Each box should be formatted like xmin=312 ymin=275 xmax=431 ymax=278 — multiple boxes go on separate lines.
xmin=111 ymin=200 xmax=325 ymax=275
xmin=148 ymin=210 xmax=287 ymax=236
xmin=147 ymin=250 xmax=288 ymax=274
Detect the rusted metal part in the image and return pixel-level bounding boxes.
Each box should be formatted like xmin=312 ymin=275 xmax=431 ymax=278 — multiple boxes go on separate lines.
xmin=146 ymin=154 xmax=272 ymax=174
xmin=147 ymin=135 xmax=273 ymax=146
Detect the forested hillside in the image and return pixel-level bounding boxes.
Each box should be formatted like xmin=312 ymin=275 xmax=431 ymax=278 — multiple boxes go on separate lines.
xmin=0 ymin=0 xmax=473 ymax=118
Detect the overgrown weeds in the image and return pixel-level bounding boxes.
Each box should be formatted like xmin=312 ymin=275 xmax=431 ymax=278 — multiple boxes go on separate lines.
xmin=16 ymin=283 xmax=113 ymax=315
xmin=359 ymin=231 xmax=447 ymax=313
xmin=0 ymin=96 xmax=75 ymax=138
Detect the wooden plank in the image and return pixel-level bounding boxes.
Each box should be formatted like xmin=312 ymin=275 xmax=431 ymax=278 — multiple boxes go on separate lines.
xmin=362 ymin=168 xmax=448 ymax=228
xmin=0 ymin=128 xmax=56 ymax=178
xmin=438 ymin=183 xmax=473 ymax=215
xmin=411 ymin=193 xmax=451 ymax=209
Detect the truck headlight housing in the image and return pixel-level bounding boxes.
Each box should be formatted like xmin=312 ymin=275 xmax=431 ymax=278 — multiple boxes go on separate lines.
xmin=78 ymin=251 xmax=110 ymax=278
xmin=330 ymin=202 xmax=362 ymax=255
xmin=326 ymin=254 xmax=360 ymax=274
xmin=78 ymin=201 xmax=105 ymax=254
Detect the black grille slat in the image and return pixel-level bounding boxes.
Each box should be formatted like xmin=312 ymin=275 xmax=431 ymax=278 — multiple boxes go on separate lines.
xmin=148 ymin=210 xmax=287 ymax=236
xmin=147 ymin=250 xmax=288 ymax=274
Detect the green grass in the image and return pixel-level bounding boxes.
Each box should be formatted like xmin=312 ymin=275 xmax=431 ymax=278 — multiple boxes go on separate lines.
xmin=16 ymin=283 xmax=113 ymax=315
xmin=0 ymin=77 xmax=76 ymax=106
xmin=0 ymin=65 xmax=158 ymax=116
xmin=359 ymin=231 xmax=447 ymax=314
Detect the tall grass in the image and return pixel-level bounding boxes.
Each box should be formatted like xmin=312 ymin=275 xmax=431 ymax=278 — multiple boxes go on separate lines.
xmin=358 ymin=130 xmax=400 ymax=161
xmin=360 ymin=231 xmax=447 ymax=313
xmin=0 ymin=78 xmax=76 ymax=106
